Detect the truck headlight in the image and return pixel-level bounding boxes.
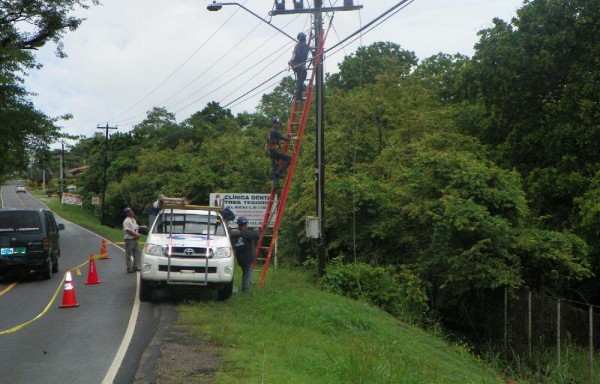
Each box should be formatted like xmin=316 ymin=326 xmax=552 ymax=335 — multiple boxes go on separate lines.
xmin=144 ymin=244 xmax=164 ymax=256
xmin=213 ymin=247 xmax=232 ymax=258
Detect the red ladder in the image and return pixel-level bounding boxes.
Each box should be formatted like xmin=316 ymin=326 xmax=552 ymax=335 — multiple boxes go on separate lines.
xmin=255 ymin=30 xmax=328 ymax=288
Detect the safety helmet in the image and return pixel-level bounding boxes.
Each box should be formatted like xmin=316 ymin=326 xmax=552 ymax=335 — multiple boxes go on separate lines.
xmin=297 ymin=32 xmax=306 ymax=42
xmin=123 ymin=207 xmax=132 ymax=215
xmin=272 ymin=118 xmax=281 ymax=125
xmin=237 ymin=216 xmax=248 ymax=226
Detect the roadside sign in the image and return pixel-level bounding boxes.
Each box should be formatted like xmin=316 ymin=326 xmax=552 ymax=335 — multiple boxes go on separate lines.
xmin=210 ymin=193 xmax=277 ymax=228
xmin=61 ymin=192 xmax=83 ymax=206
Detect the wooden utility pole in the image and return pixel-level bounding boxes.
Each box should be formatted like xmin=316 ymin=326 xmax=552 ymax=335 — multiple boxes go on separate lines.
xmin=271 ymin=0 xmax=362 ymax=276
xmin=96 ymin=123 xmax=117 ymax=225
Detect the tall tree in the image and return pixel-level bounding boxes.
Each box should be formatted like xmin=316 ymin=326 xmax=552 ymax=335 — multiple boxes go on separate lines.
xmin=327 ymin=42 xmax=418 ymax=91
xmin=469 ymin=0 xmax=600 ymax=230
xmin=0 ymin=0 xmax=99 ymax=178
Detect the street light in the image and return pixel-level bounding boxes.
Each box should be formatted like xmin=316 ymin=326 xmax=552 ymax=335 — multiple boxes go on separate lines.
xmin=206 ymin=1 xmax=297 ymax=42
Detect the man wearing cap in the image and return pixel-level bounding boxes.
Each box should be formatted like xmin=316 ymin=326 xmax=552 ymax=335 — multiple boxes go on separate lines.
xmin=230 ymin=217 xmax=260 ymax=293
xmin=266 ymin=118 xmax=292 ymax=189
xmin=289 ymin=31 xmax=310 ymax=100
xmin=123 ymin=207 xmax=142 ymax=273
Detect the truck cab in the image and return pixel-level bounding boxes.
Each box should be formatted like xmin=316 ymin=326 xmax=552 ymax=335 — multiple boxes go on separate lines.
xmin=139 ymin=202 xmax=234 ymax=301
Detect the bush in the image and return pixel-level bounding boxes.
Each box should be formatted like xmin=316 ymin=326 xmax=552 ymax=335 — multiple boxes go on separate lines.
xmin=320 ymin=258 xmax=429 ymax=324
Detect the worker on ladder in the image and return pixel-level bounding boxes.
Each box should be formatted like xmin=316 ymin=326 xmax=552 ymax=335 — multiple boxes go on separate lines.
xmin=266 ymin=118 xmax=291 ymax=190
xmin=289 ymin=31 xmax=310 ymax=101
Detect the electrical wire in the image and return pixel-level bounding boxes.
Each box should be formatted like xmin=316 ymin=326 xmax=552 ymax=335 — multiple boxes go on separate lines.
xmin=112 ymin=13 xmax=305 ymax=127
xmin=108 ymin=1 xmax=412 ymax=134
xmin=106 ymin=3 xmax=248 ymax=124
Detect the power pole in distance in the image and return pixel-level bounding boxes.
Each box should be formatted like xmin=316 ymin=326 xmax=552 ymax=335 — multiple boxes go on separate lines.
xmin=271 ymin=0 xmax=362 ymax=276
xmin=96 ymin=123 xmax=117 ymax=225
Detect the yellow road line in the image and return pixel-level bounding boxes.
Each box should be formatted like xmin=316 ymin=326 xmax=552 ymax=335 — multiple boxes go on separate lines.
xmin=0 ymin=282 xmax=18 ymax=296
xmin=0 ymin=257 xmax=92 ymax=335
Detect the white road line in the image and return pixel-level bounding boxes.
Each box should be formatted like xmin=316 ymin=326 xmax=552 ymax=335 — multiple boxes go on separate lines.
xmin=102 ymin=273 xmax=141 ymax=384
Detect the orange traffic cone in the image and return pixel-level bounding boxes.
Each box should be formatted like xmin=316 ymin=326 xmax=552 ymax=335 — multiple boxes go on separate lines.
xmin=98 ymin=238 xmax=109 ymax=259
xmin=59 ymin=270 xmax=79 ymax=308
xmin=85 ymin=255 xmax=101 ymax=285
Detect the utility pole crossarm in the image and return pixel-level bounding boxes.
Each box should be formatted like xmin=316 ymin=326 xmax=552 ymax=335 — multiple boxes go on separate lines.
xmin=270 ymin=5 xmax=362 ymax=16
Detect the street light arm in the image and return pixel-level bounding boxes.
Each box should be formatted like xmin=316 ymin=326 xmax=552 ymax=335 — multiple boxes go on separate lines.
xmin=207 ymin=2 xmax=297 ymax=42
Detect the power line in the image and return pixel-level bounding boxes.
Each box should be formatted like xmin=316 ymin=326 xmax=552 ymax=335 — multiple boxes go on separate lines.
xmin=110 ymin=1 xmax=411 ymax=132
xmin=106 ymin=2 xmax=249 ymax=124
xmin=112 ymin=12 xmax=306 ymax=128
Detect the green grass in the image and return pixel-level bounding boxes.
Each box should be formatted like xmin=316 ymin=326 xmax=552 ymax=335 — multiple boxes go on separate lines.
xmin=36 ymin=191 xmax=124 ymax=243
xmin=179 ymin=268 xmax=505 ymax=384
xmin=34 ymin=190 xmax=505 ymax=383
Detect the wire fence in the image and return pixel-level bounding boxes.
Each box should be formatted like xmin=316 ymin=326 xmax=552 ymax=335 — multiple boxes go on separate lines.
xmin=502 ymin=288 xmax=600 ymax=383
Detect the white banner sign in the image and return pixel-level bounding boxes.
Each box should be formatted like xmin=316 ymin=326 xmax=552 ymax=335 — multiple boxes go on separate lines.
xmin=61 ymin=192 xmax=83 ymax=206
xmin=210 ymin=193 xmax=277 ymax=228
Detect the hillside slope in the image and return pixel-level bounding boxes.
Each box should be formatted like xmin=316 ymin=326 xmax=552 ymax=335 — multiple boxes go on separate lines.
xmin=179 ymin=268 xmax=505 ymax=384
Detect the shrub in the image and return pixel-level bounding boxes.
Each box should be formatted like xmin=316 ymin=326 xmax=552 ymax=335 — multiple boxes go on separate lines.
xmin=320 ymin=258 xmax=429 ymax=324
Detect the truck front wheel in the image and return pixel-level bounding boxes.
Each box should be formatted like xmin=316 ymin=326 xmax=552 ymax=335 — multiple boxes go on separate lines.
xmin=217 ymin=282 xmax=233 ymax=301
xmin=139 ymin=278 xmax=154 ymax=302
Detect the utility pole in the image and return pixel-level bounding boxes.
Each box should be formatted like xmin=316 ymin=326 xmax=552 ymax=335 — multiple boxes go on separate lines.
xmin=96 ymin=123 xmax=117 ymax=225
xmin=271 ymin=0 xmax=362 ymax=277
xmin=60 ymin=140 xmax=67 ymax=195
xmin=314 ymin=0 xmax=326 ymax=277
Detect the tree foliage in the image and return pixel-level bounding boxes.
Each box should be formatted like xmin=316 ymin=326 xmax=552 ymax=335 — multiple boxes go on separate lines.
xmin=327 ymin=42 xmax=418 ymax=91
xmin=468 ymin=0 xmax=600 ymax=231
xmin=0 ymin=0 xmax=98 ymax=178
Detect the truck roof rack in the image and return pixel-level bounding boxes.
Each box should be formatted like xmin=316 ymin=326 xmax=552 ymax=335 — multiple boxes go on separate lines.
xmin=159 ymin=196 xmax=222 ymax=211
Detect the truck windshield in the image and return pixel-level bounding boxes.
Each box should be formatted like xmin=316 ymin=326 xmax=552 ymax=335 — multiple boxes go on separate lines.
xmin=153 ymin=213 xmax=226 ymax=236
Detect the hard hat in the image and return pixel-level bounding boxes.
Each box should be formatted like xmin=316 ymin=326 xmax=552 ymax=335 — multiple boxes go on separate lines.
xmin=272 ymin=118 xmax=281 ymax=125
xmin=237 ymin=216 xmax=248 ymax=226
xmin=123 ymin=207 xmax=132 ymax=215
xmin=297 ymin=32 xmax=306 ymax=41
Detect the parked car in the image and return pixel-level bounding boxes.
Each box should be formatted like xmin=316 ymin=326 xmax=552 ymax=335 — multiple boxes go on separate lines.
xmin=139 ymin=204 xmax=234 ymax=301
xmin=0 ymin=208 xmax=65 ymax=279
xmin=15 ymin=183 xmax=26 ymax=193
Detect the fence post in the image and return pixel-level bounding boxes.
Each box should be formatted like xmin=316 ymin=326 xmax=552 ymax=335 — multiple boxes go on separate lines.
xmin=557 ymin=299 xmax=561 ymax=367
xmin=528 ymin=291 xmax=532 ymax=360
xmin=589 ymin=305 xmax=593 ymax=384
xmin=504 ymin=286 xmax=508 ymax=343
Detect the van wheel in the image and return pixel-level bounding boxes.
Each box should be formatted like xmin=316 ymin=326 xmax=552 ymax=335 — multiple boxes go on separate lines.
xmin=217 ymin=282 xmax=233 ymax=301
xmin=139 ymin=278 xmax=153 ymax=302
xmin=52 ymin=252 xmax=59 ymax=273
xmin=41 ymin=258 xmax=52 ymax=280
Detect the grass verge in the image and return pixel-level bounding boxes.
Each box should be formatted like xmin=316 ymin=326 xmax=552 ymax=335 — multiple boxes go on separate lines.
xmin=180 ymin=268 xmax=505 ymax=384
xmin=36 ymin=192 xmax=124 ymax=243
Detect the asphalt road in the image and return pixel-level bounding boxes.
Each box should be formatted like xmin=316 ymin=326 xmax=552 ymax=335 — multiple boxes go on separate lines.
xmin=0 ymin=182 xmax=163 ymax=384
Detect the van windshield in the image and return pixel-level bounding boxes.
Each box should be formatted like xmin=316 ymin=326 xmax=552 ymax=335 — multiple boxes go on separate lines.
xmin=0 ymin=211 xmax=41 ymax=233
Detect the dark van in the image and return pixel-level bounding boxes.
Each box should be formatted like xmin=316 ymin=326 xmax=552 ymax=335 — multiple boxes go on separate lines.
xmin=0 ymin=208 xmax=65 ymax=279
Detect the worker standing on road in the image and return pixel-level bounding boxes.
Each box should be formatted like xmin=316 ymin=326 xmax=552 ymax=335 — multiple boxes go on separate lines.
xmin=266 ymin=118 xmax=291 ymax=190
xmin=289 ymin=31 xmax=310 ymax=100
xmin=123 ymin=207 xmax=141 ymax=273
xmin=230 ymin=217 xmax=260 ymax=293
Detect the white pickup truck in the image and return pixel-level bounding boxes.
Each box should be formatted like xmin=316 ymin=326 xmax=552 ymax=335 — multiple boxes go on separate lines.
xmin=139 ymin=203 xmax=234 ymax=301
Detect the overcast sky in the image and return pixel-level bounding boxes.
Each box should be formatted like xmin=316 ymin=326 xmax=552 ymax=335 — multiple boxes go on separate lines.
xmin=24 ymin=0 xmax=524 ymax=143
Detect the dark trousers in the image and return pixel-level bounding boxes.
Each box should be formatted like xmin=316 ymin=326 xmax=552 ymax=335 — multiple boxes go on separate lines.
xmin=270 ymin=150 xmax=291 ymax=188
xmin=294 ymin=68 xmax=307 ymax=99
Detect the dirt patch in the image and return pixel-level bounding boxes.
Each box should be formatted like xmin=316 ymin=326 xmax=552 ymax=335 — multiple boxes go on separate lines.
xmin=133 ymin=323 xmax=222 ymax=384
